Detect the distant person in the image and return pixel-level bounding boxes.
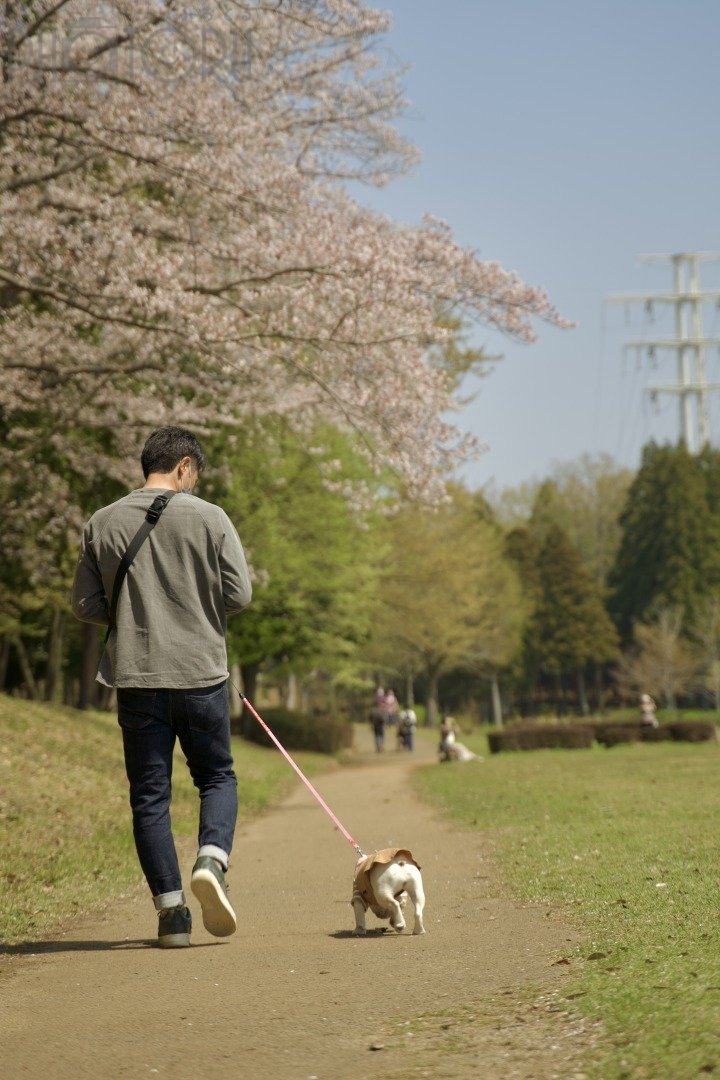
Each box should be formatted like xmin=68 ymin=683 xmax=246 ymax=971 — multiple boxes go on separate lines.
xmin=71 ymin=426 xmax=252 ymax=948
xmin=382 ymin=687 xmax=399 ymax=727
xmin=439 ymin=714 xmax=457 ymax=761
xmin=398 ymin=706 xmax=417 ymax=751
xmin=640 ymin=693 xmax=658 ymax=728
xmin=370 ymin=708 xmax=386 ymax=752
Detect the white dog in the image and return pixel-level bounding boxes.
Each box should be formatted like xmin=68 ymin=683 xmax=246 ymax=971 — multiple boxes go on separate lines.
xmin=440 ymin=730 xmax=480 ymax=763
xmin=352 ymin=847 xmax=426 ymax=936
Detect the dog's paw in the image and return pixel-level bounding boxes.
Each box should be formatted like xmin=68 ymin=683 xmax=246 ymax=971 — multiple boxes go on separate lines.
xmin=352 ymin=927 xmax=367 ymax=937
xmin=412 ymin=928 xmax=427 ymax=936
xmin=392 ymin=921 xmax=406 ymax=933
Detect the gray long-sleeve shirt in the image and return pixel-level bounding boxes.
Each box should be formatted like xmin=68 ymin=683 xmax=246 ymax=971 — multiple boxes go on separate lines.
xmin=71 ymin=488 xmax=252 ymax=689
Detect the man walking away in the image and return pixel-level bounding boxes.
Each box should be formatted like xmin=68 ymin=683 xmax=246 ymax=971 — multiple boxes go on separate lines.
xmin=72 ymin=427 xmax=252 ymax=947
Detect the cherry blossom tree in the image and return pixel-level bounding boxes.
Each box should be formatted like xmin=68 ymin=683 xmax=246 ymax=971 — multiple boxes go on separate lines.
xmin=0 ymin=1 xmax=569 ymax=697
xmin=2 ymin=1 xmax=566 ymax=485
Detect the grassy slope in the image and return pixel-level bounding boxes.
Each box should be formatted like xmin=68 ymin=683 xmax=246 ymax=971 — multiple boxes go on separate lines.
xmin=414 ymin=737 xmax=720 ymax=1080
xmin=0 ymin=696 xmax=330 ymax=943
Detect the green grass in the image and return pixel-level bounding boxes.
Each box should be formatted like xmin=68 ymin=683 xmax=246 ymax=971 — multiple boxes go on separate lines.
xmin=414 ymin=740 xmax=720 ymax=1079
xmin=0 ymin=695 xmax=331 ymax=943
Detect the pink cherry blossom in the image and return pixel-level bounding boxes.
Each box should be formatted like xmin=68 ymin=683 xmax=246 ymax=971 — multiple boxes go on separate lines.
xmin=1 ymin=1 xmax=569 ymax=578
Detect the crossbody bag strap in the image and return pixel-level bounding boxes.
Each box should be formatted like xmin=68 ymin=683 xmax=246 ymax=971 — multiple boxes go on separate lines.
xmin=104 ymin=491 xmax=178 ymax=643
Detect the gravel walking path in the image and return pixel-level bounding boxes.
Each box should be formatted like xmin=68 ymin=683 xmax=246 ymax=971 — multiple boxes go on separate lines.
xmin=0 ymin=726 xmax=592 ymax=1079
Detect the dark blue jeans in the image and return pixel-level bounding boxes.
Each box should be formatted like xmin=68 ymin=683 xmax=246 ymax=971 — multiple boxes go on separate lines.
xmin=117 ymin=682 xmax=237 ymax=904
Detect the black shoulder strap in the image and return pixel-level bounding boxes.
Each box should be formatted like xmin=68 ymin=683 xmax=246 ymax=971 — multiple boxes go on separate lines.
xmin=105 ymin=491 xmax=178 ymax=643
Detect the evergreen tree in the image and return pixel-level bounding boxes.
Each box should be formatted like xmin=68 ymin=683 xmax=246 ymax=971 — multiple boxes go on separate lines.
xmin=527 ymin=525 xmax=618 ymax=713
xmin=504 ymin=527 xmax=541 ymax=599
xmin=493 ymin=454 xmax=633 ymax=586
xmin=688 ymin=591 xmax=720 ymax=709
xmin=609 ymin=443 xmax=720 ymax=643
xmin=503 ymin=526 xmax=542 ymax=710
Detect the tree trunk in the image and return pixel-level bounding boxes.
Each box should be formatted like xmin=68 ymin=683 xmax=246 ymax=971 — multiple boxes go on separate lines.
xmin=404 ymin=670 xmax=415 ymax=708
xmin=300 ymin=683 xmax=309 ymax=713
xmin=553 ymin=670 xmax=563 ymax=716
xmin=425 ymin=663 xmax=441 ymax=728
xmin=0 ymin=637 xmax=9 ymax=692
xmin=576 ymin=668 xmax=589 ymax=716
xmin=490 ymin=672 xmax=503 ymax=726
xmin=239 ymin=660 xmax=260 ymax=737
xmin=45 ymin=607 xmax=65 ymax=703
xmin=663 ymin=676 xmax=676 ymax=712
xmin=65 ymin=678 xmax=78 ymax=707
xmin=286 ymin=671 xmax=299 ymax=710
xmin=12 ymin=636 xmax=40 ymax=699
xmin=78 ymin=623 xmax=100 ymax=710
xmin=593 ymin=662 xmax=605 ymax=714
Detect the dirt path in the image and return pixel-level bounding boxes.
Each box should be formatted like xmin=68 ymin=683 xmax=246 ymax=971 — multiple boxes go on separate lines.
xmin=0 ymin=728 xmax=594 ymax=1079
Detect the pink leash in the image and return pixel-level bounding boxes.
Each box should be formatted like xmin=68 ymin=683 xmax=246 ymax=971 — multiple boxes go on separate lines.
xmin=238 ymin=690 xmax=366 ymax=860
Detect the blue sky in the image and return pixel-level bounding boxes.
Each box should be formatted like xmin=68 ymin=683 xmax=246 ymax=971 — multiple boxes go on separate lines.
xmin=354 ymin=0 xmax=720 ymax=490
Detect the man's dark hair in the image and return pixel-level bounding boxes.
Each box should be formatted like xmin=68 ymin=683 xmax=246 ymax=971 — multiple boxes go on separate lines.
xmin=141 ymin=427 xmax=207 ymax=478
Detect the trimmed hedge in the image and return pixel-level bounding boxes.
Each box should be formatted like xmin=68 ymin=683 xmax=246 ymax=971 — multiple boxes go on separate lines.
xmin=595 ymin=725 xmax=645 ymax=747
xmin=241 ymin=706 xmax=353 ymax=755
xmin=594 ymin=720 xmax=716 ymax=747
xmin=488 ymin=718 xmax=717 ymax=753
xmin=668 ymin=720 xmax=717 ymax=743
xmin=639 ymin=725 xmax=673 ymax=743
xmin=590 ymin=719 xmax=660 ymax=740
xmin=488 ymin=725 xmax=594 ymax=754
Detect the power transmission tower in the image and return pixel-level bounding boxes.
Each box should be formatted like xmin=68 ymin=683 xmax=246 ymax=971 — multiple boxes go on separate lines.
xmin=607 ymin=252 xmax=720 ymax=452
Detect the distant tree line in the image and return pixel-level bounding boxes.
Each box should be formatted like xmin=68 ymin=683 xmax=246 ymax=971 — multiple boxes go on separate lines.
xmin=5 ymin=437 xmax=720 ymax=723
xmin=430 ymin=443 xmax=720 ymax=721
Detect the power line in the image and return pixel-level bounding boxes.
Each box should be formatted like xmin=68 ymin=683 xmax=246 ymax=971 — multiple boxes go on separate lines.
xmin=607 ymin=252 xmax=720 ymax=452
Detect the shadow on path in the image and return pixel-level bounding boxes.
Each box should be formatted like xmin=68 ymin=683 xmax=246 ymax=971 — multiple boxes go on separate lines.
xmin=0 ymin=938 xmax=223 ymax=955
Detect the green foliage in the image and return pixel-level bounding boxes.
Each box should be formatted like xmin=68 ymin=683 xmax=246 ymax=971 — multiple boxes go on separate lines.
xmin=365 ymin=487 xmax=526 ymax=722
xmin=241 ymin=705 xmax=353 ymax=754
xmin=504 ymin=526 xmax=541 ymax=599
xmin=3 ymin=411 xmax=385 ymax=702
xmin=2 ymin=412 xmax=129 ymax=698
xmin=525 ymin=524 xmax=618 ymax=674
xmin=201 ymin=420 xmax=383 ymax=677
xmin=493 ymin=453 xmax=633 ymax=586
xmin=609 ymin=442 xmax=720 ymax=641
xmin=688 ymin=591 xmax=720 ymax=708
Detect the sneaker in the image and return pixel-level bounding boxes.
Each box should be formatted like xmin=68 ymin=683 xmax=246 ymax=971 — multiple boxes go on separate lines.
xmin=191 ymin=856 xmax=237 ymax=937
xmin=157 ymin=904 xmax=192 ymax=948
